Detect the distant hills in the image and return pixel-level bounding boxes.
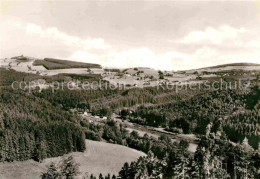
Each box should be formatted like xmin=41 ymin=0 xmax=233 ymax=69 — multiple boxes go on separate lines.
xmin=207 ymin=62 xmax=260 ymax=69
xmin=1 ymin=55 xmax=260 ymax=75
xmin=184 ymin=62 xmax=260 ymax=74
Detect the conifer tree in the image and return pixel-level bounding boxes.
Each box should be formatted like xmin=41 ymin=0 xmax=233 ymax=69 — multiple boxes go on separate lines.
xmin=60 ymin=155 xmax=80 ymax=179
xmin=41 ymin=162 xmax=60 ymax=179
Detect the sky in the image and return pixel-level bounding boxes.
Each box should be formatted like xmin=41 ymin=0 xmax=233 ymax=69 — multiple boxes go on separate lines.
xmin=1 ymin=0 xmax=260 ymax=70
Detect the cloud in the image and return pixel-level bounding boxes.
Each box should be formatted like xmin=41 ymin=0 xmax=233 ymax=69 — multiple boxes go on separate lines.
xmin=193 ymin=47 xmax=217 ymax=60
xmin=25 ymin=23 xmax=110 ymax=50
xmin=70 ymin=47 xmax=194 ymax=70
xmin=70 ymin=44 xmax=260 ymax=71
xmin=70 ymin=46 xmax=219 ymax=71
xmin=180 ymin=25 xmax=248 ymax=44
xmin=3 ymin=21 xmax=260 ymax=71
xmin=23 ymin=23 xmax=222 ymax=71
xmin=245 ymin=40 xmax=260 ymax=48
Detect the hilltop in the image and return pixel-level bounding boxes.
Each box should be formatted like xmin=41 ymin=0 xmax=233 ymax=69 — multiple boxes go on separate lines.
xmin=1 ymin=55 xmax=259 ymax=89
xmin=1 ymin=55 xmax=259 ymax=75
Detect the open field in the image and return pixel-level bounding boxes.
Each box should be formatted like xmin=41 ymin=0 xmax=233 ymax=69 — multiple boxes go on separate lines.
xmin=1 ymin=57 xmax=259 ymax=83
xmin=40 ymin=68 xmax=92 ymax=76
xmin=0 ymin=58 xmax=46 ymax=73
xmin=1 ymin=57 xmax=259 ymax=91
xmin=0 ymin=140 xmax=145 ymax=179
xmin=0 ymin=57 xmax=103 ymax=76
xmin=34 ymin=58 xmax=101 ymax=70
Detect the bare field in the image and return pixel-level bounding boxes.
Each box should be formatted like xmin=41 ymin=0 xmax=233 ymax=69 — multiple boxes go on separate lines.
xmin=0 ymin=140 xmax=145 ymax=179
xmin=34 ymin=58 xmax=101 ymax=70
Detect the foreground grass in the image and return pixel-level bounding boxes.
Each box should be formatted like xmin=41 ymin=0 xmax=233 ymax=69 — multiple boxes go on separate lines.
xmin=0 ymin=140 xmax=145 ymax=179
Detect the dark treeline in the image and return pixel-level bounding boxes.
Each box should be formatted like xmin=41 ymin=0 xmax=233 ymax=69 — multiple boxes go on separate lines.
xmin=0 ymin=68 xmax=185 ymax=163
xmin=81 ymin=119 xmax=260 ymax=178
xmin=4 ymin=66 xmax=257 ymax=150
xmin=28 ymin=66 xmax=259 ymax=150
xmin=123 ymin=87 xmax=260 ymax=149
xmin=117 ymin=128 xmax=260 ymax=179
xmin=0 ymin=88 xmax=86 ymax=162
xmin=79 ymin=118 xmax=176 ymax=160
xmin=1 ymin=68 xmax=259 ymax=179
xmin=42 ymin=125 xmax=260 ymax=178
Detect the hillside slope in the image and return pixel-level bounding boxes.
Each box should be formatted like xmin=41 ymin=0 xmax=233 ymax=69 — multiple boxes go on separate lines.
xmin=0 ymin=140 xmax=145 ymax=178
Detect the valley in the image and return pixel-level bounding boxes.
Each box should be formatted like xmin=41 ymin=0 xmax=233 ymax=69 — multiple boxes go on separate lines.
xmin=0 ymin=56 xmax=259 ymax=178
xmin=2 ymin=56 xmax=259 ymax=90
xmin=80 ymin=113 xmax=198 ymax=152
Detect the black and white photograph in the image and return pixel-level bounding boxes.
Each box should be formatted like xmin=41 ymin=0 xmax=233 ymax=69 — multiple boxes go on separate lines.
xmin=0 ymin=0 xmax=259 ymax=178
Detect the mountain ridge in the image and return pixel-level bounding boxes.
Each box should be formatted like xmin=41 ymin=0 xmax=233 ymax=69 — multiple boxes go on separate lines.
xmin=2 ymin=55 xmax=260 ymax=72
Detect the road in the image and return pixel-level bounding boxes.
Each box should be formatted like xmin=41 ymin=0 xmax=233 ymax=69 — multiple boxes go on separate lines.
xmin=80 ymin=112 xmax=198 ymax=152
xmin=112 ymin=114 xmax=198 ymax=152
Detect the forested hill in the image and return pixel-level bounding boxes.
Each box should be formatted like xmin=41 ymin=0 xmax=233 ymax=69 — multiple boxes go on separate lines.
xmin=25 ymin=65 xmax=259 ymax=150
xmin=0 ymin=69 xmax=86 ymax=162
xmin=2 ymin=64 xmax=256 ymax=151
xmin=0 ymin=65 xmax=259 ymax=178
xmin=0 ymin=88 xmax=86 ymax=162
xmin=128 ymin=86 xmax=259 ymax=149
